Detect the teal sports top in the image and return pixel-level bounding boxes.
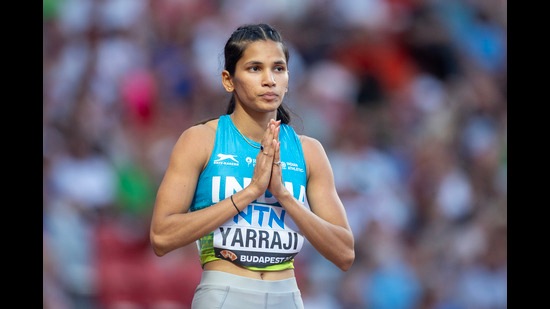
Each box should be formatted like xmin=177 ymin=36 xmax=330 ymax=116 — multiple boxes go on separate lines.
xmin=191 ymin=115 xmax=308 ymax=271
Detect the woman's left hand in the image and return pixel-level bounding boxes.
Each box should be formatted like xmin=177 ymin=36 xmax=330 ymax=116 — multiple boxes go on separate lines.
xmin=268 ymin=119 xmax=286 ymax=197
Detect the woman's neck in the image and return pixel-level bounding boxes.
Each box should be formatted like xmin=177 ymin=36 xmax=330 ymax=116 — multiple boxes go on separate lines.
xmin=230 ymin=112 xmax=275 ymax=142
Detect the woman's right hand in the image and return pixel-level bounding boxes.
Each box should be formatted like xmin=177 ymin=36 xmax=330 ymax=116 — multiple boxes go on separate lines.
xmin=248 ymin=119 xmax=280 ymax=196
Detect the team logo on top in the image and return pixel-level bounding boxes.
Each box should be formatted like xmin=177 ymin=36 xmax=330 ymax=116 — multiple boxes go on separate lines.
xmin=214 ymin=153 xmax=239 ymax=166
xmin=243 ymin=158 xmax=302 ymax=171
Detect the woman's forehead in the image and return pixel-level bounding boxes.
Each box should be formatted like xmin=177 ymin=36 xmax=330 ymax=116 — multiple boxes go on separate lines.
xmin=239 ymin=40 xmax=286 ymax=63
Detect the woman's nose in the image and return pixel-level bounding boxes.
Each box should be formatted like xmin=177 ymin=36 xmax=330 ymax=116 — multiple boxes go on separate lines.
xmin=263 ymin=72 xmax=276 ymax=86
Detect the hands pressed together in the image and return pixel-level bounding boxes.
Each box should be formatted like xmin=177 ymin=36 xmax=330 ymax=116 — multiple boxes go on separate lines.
xmin=251 ymin=119 xmax=286 ymax=199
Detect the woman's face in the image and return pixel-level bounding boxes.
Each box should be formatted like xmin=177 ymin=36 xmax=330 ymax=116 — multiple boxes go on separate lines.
xmin=226 ymin=40 xmax=289 ymax=113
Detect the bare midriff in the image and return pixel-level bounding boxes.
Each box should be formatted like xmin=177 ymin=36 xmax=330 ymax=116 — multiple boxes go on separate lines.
xmin=203 ymin=259 xmax=295 ymax=280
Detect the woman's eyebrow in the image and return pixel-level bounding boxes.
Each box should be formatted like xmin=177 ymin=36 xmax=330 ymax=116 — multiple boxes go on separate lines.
xmin=244 ymin=60 xmax=286 ymax=66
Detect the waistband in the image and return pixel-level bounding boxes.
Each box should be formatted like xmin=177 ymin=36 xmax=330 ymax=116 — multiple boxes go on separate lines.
xmin=199 ymin=270 xmax=299 ymax=293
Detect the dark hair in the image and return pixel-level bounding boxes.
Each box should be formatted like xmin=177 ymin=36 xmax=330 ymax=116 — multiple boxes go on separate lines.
xmin=224 ymin=23 xmax=291 ymax=124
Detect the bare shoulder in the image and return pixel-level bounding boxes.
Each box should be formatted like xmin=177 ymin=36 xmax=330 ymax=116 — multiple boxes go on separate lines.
xmin=171 ymin=118 xmax=218 ymax=166
xmin=298 ymin=134 xmax=330 ymax=173
xmin=181 ymin=118 xmax=218 ymax=141
xmin=178 ymin=119 xmax=217 ymax=148
xmin=298 ymin=134 xmax=335 ymax=182
xmin=299 ymin=134 xmax=326 ymax=156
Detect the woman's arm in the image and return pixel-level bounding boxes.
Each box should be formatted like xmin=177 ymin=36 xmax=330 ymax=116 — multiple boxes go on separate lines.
xmin=150 ymin=120 xmax=280 ymax=257
xmin=270 ymin=135 xmax=355 ymax=271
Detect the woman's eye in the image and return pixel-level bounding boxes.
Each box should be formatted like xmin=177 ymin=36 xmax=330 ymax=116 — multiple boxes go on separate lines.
xmin=249 ymin=66 xmax=260 ymax=72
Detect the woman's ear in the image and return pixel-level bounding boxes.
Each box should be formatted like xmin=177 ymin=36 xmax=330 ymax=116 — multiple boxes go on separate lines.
xmin=221 ymin=70 xmax=234 ymax=92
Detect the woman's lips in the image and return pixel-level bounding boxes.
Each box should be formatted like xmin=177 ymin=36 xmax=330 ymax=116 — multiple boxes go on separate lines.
xmin=260 ymin=92 xmax=278 ymax=100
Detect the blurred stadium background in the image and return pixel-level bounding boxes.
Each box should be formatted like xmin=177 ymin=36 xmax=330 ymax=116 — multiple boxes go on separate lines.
xmin=43 ymin=0 xmax=507 ymax=308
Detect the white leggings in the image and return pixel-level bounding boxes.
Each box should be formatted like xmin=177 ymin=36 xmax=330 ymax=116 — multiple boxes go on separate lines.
xmin=191 ymin=270 xmax=304 ymax=309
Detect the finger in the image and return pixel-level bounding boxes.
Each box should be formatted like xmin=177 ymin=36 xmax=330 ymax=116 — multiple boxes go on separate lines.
xmin=260 ymin=144 xmax=268 ymax=155
xmin=273 ymin=126 xmax=279 ymax=155
xmin=271 ymin=119 xmax=281 ymax=132
xmin=272 ymin=138 xmax=281 ymax=168
xmin=273 ymin=123 xmax=280 ymax=141
xmin=260 ymin=123 xmax=275 ymax=156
